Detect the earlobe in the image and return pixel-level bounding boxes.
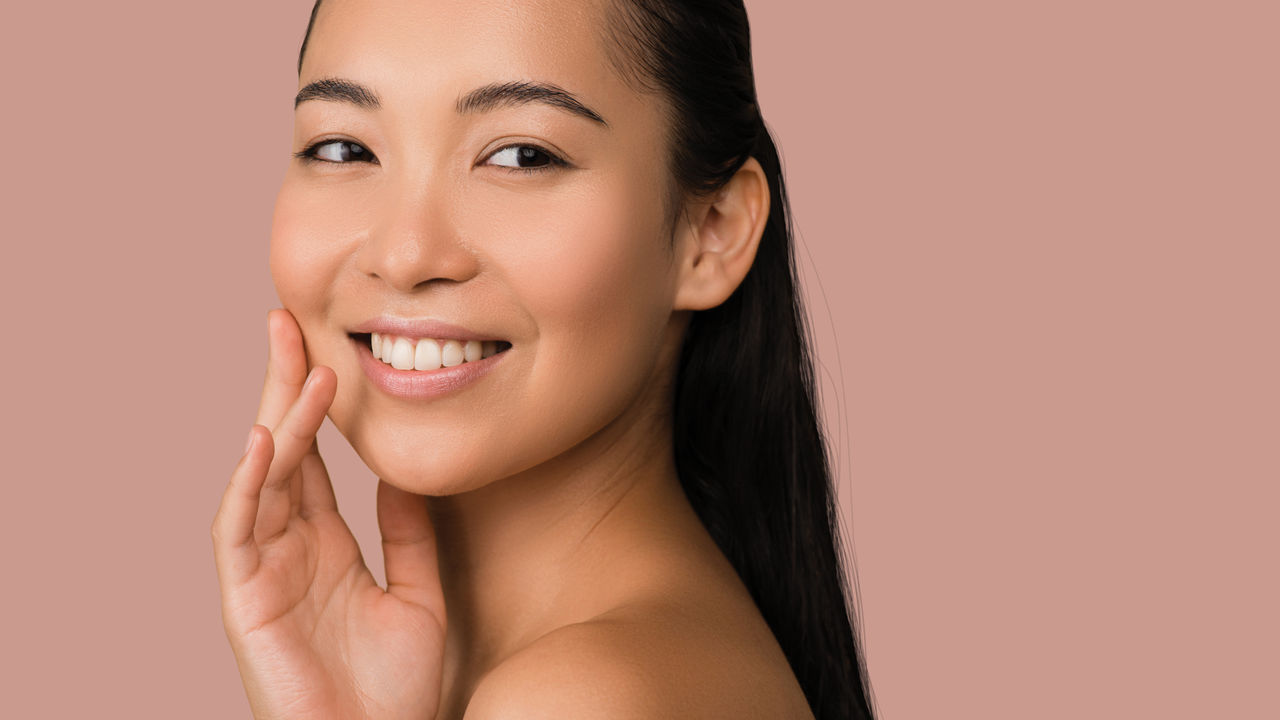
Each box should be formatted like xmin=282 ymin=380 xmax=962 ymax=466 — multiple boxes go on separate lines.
xmin=672 ymin=157 xmax=771 ymax=311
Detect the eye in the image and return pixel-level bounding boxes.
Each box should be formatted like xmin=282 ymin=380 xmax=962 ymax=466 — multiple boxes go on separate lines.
xmin=294 ymin=139 xmax=377 ymax=165
xmin=483 ymin=144 xmax=566 ymax=173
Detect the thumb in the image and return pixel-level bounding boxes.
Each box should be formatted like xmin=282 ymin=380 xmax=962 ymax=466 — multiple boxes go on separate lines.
xmin=377 ymin=479 xmax=446 ymax=623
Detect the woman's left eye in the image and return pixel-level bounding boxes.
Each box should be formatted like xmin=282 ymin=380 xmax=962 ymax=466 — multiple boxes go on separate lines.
xmin=483 ymin=145 xmax=566 ymax=172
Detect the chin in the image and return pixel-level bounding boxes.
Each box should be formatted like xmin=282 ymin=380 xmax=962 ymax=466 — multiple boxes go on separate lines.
xmin=340 ymin=422 xmax=503 ymax=496
xmin=359 ymin=446 xmax=496 ymax=496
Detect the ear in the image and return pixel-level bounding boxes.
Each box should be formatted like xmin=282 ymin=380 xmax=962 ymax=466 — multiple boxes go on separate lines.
xmin=672 ymin=157 xmax=771 ymax=311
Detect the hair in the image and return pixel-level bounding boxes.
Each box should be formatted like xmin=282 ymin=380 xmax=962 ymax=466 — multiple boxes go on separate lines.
xmin=299 ymin=1 xmax=875 ymax=717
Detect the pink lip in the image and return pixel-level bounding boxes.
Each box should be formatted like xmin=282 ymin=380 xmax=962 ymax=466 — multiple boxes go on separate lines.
xmin=349 ymin=316 xmax=505 ymax=342
xmin=353 ymin=336 xmax=508 ymax=399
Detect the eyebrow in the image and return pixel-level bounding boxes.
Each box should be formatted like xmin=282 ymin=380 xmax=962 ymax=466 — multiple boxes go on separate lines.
xmin=294 ymin=77 xmax=608 ymax=127
xmin=457 ymin=81 xmax=608 ymax=127
xmin=294 ymin=78 xmax=381 ymax=109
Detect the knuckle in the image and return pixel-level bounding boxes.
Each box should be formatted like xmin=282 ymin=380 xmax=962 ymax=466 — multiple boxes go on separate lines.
xmin=284 ymin=422 xmax=314 ymax=444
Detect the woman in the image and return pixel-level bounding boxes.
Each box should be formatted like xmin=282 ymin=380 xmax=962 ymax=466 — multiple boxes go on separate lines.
xmin=211 ymin=0 xmax=875 ymax=717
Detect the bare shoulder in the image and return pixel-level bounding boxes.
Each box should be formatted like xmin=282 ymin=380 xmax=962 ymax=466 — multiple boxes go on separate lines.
xmin=462 ymin=598 xmax=814 ymax=720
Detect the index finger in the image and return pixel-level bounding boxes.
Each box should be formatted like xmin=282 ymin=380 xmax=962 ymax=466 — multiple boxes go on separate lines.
xmin=255 ymin=308 xmax=310 ymax=429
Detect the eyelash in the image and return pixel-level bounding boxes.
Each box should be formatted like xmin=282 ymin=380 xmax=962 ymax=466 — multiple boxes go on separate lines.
xmin=293 ymin=139 xmax=569 ymax=174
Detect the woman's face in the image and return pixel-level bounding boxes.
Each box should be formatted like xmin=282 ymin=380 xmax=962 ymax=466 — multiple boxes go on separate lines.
xmin=271 ymin=0 xmax=686 ymax=492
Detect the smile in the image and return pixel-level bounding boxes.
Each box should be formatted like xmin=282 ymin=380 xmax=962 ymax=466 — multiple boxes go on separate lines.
xmin=349 ymin=332 xmax=512 ymax=400
xmin=364 ymin=332 xmax=511 ymax=371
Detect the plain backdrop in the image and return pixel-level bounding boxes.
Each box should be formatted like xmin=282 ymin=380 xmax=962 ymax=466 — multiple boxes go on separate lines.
xmin=2 ymin=1 xmax=1275 ymax=718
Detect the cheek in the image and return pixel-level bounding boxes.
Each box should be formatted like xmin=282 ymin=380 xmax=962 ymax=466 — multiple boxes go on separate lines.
xmin=457 ymin=174 xmax=675 ymax=446
xmin=268 ymin=178 xmax=366 ymax=325
xmin=268 ymin=178 xmax=371 ymax=386
xmin=467 ymin=176 xmax=673 ymax=340
xmin=270 ymin=184 xmax=322 ymax=311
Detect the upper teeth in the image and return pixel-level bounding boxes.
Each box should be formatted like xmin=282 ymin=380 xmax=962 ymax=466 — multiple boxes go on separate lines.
xmin=372 ymin=332 xmax=498 ymax=371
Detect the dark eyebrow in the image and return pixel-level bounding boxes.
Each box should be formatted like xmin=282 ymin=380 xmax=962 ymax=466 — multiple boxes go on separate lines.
xmin=294 ymin=78 xmax=381 ymax=110
xmin=294 ymin=77 xmax=607 ymax=128
xmin=457 ymin=81 xmax=608 ymax=127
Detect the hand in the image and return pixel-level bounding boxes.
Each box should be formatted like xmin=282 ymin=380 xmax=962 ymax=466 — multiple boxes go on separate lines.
xmin=211 ymin=309 xmax=446 ymax=720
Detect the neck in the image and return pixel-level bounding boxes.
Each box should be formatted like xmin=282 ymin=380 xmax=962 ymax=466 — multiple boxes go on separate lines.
xmin=423 ymin=368 xmax=697 ymax=685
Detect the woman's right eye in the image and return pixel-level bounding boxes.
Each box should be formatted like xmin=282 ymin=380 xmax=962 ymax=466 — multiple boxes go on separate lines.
xmin=295 ymin=139 xmax=377 ymax=165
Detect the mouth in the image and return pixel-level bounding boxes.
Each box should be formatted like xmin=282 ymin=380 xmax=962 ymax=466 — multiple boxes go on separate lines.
xmin=349 ymin=332 xmax=512 ymax=372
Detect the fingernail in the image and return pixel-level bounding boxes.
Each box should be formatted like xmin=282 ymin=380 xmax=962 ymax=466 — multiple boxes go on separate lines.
xmin=303 ymin=368 xmax=317 ymax=392
xmin=243 ymin=427 xmax=257 ymax=455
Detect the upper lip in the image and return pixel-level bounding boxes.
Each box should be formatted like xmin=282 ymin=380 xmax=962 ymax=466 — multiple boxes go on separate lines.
xmin=349 ymin=316 xmax=507 ymax=342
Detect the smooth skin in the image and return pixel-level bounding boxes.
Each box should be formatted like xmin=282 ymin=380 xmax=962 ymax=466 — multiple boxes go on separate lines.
xmin=213 ymin=0 xmax=814 ymax=718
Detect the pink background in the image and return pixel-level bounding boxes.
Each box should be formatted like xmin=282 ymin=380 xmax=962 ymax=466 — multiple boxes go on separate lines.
xmin=4 ymin=1 xmax=1276 ymax=717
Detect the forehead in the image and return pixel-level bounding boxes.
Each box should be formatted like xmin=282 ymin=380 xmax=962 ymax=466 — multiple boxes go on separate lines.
xmin=301 ymin=0 xmax=643 ymax=118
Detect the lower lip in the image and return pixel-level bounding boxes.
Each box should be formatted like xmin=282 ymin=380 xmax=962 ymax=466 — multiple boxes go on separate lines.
xmin=354 ymin=337 xmax=508 ymax=399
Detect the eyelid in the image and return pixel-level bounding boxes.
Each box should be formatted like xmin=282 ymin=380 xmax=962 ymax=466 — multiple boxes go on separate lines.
xmin=294 ymin=137 xmax=379 ymax=165
xmin=478 ymin=141 xmax=571 ymax=171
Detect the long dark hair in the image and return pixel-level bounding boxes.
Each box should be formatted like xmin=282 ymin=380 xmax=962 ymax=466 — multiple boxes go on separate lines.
xmin=299 ymin=1 xmax=875 ymax=717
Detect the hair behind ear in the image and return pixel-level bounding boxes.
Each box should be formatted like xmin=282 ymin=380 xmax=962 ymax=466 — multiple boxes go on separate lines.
xmin=672 ymin=119 xmax=876 ymax=718
xmin=602 ymin=0 xmax=876 ymax=715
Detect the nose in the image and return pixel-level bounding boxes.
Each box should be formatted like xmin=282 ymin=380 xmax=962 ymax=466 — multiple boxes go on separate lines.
xmin=356 ymin=181 xmax=480 ymax=293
